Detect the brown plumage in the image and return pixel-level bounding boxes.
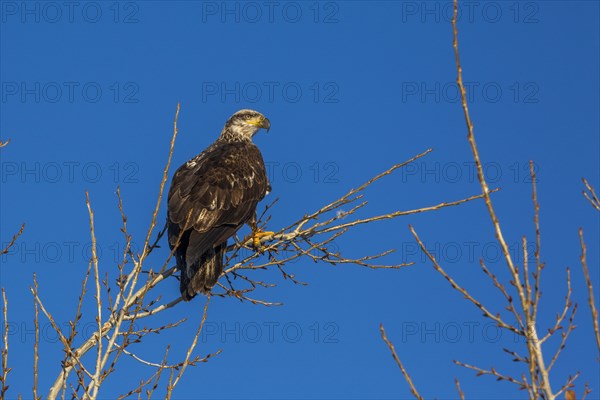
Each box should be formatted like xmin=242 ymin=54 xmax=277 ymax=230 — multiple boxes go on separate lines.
xmin=167 ymin=110 xmax=271 ymax=300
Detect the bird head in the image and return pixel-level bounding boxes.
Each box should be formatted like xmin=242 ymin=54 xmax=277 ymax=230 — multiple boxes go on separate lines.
xmin=220 ymin=109 xmax=270 ymax=142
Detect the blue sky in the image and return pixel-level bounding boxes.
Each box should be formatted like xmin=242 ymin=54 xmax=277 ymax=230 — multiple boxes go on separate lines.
xmin=1 ymin=1 xmax=599 ymax=399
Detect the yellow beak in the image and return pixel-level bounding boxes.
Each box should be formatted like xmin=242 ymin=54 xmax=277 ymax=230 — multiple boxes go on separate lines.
xmin=249 ymin=116 xmax=271 ymax=132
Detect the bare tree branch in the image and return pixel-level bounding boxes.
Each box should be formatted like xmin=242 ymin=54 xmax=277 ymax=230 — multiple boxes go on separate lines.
xmin=451 ymin=0 xmax=554 ymax=397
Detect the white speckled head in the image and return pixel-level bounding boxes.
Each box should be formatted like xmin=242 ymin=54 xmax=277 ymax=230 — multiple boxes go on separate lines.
xmin=220 ymin=109 xmax=270 ymax=142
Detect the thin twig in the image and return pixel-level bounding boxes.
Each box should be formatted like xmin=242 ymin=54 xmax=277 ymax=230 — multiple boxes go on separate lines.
xmin=555 ymin=373 xmax=580 ymax=399
xmin=1 ymin=224 xmax=25 ymax=256
xmin=33 ymin=283 xmax=40 ymax=400
xmin=582 ymin=178 xmax=600 ymax=211
xmin=124 ymin=298 xmax=184 ymax=320
xmin=1 ymin=289 xmax=10 ymax=399
xmin=85 ymin=192 xmax=103 ymax=400
xmin=454 ymin=378 xmax=465 ymax=400
xmin=547 ymin=302 xmax=578 ymax=372
xmin=165 ymin=296 xmax=216 ymax=399
xmin=32 ymin=277 xmax=94 ymax=398
xmin=531 ymin=161 xmax=544 ymax=324
xmin=579 ymin=228 xmax=600 ymax=353
xmin=379 ymin=324 xmax=423 ymax=400
xmin=479 ymin=259 xmax=525 ymax=332
xmin=453 ymin=360 xmax=528 ymax=390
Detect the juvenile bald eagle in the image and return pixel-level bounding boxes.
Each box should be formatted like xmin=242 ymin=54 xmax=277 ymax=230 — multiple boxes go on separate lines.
xmin=167 ymin=110 xmax=272 ymax=301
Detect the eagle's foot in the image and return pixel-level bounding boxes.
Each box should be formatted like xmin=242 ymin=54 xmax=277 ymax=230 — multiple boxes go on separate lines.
xmin=251 ymin=229 xmax=274 ymax=252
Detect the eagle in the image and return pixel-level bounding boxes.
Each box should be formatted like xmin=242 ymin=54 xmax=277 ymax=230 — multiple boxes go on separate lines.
xmin=167 ymin=109 xmax=272 ymax=301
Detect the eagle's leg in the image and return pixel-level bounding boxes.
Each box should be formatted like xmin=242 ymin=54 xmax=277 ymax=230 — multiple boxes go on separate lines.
xmin=248 ymin=214 xmax=274 ymax=251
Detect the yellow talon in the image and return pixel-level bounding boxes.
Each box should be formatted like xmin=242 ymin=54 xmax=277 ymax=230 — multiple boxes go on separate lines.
xmin=251 ymin=229 xmax=274 ymax=251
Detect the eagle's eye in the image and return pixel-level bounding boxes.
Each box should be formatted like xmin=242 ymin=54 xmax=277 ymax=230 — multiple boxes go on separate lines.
xmin=244 ymin=115 xmax=252 ymax=120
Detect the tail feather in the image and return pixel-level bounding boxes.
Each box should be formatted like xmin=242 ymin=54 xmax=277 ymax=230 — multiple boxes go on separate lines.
xmin=179 ymin=241 xmax=226 ymax=301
